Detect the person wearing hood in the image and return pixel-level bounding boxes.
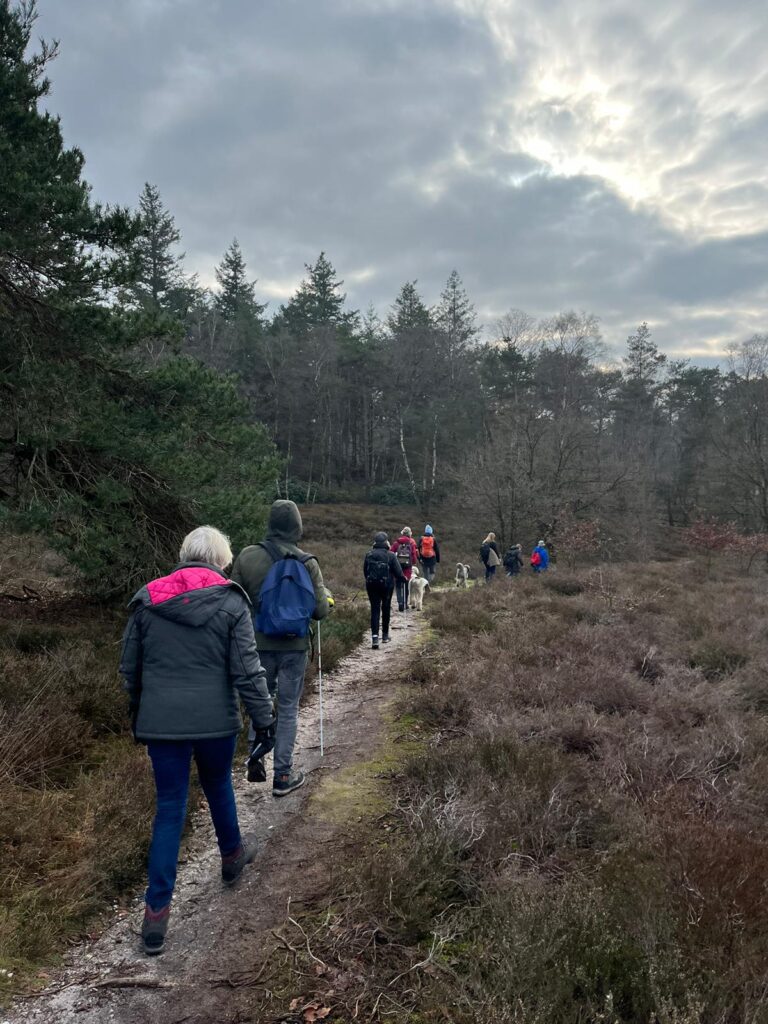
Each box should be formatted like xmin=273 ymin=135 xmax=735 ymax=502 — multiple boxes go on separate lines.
xmin=363 ymin=531 xmax=404 ymax=649
xmin=119 ymin=526 xmax=275 ymax=956
xmin=503 ymin=544 xmax=523 ymax=576
xmin=531 ymin=539 xmax=550 ymax=573
xmin=231 ymin=500 xmax=330 ymax=798
xmin=418 ymin=524 xmax=440 ymax=584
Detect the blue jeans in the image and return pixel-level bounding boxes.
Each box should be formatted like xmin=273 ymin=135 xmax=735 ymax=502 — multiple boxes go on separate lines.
xmin=146 ymin=735 xmax=241 ymax=910
xmin=251 ymin=650 xmax=308 ymax=777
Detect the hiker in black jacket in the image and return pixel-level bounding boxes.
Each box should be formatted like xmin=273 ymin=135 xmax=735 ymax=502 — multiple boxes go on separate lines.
xmin=503 ymin=544 xmax=524 ymax=576
xmin=363 ymin=531 xmax=404 ymax=649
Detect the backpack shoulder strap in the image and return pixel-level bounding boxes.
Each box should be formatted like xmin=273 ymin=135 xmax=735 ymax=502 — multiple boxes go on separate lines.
xmin=258 ymin=540 xmax=283 ymax=564
xmin=259 ymin=540 xmax=316 ymax=568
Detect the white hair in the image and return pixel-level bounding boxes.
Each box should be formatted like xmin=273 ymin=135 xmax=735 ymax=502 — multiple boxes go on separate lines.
xmin=179 ymin=525 xmax=233 ymax=570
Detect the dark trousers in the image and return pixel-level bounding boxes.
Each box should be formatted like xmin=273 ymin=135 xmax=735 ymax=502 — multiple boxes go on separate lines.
xmin=367 ymin=582 xmax=394 ymax=636
xmin=421 ymin=556 xmax=437 ymax=583
xmin=146 ymin=735 xmax=240 ymax=910
xmin=484 ymin=564 xmax=497 ymax=582
xmin=396 ymin=576 xmax=410 ymax=611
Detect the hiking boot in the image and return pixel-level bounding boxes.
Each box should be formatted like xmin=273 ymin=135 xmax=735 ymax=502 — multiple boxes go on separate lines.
xmin=273 ymin=770 xmax=305 ymax=797
xmin=382 ymin=632 xmax=391 ymax=643
xmin=371 ymin=634 xmax=379 ymax=649
xmin=141 ymin=904 xmax=170 ymax=956
xmin=221 ymin=832 xmax=258 ymax=886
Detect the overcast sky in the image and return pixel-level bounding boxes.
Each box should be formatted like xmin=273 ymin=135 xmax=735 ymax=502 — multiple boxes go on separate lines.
xmin=37 ymin=0 xmax=768 ymax=362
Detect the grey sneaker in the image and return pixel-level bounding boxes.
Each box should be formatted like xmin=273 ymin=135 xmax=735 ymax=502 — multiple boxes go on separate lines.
xmin=141 ymin=904 xmax=170 ymax=956
xmin=221 ymin=832 xmax=258 ymax=885
xmin=273 ymin=770 xmax=306 ymax=797
xmin=371 ymin=634 xmax=379 ymax=649
xmin=382 ymin=632 xmax=391 ymax=643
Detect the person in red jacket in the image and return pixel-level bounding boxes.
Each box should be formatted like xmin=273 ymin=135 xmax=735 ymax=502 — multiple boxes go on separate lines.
xmin=391 ymin=527 xmax=419 ymax=612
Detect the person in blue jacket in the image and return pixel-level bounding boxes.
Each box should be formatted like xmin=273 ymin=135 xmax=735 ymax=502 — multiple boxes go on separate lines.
xmin=530 ymin=540 xmax=549 ymax=573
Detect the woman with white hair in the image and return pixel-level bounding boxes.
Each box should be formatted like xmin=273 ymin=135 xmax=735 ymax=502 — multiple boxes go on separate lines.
xmin=120 ymin=525 xmax=275 ymax=956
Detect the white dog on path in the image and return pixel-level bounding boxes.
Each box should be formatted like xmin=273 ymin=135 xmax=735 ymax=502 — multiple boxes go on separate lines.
xmin=409 ymin=575 xmax=429 ymax=610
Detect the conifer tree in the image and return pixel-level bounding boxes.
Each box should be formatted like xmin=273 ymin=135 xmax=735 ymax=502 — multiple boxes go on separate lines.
xmin=434 ymin=269 xmax=478 ymax=348
xmin=624 ymin=321 xmax=667 ymax=387
xmin=126 ymin=182 xmax=188 ymax=314
xmin=215 ymin=239 xmax=265 ymax=323
xmin=0 ymin=4 xmax=279 ymax=592
xmin=387 ymin=281 xmax=431 ymax=334
xmin=280 ymin=252 xmax=356 ymax=333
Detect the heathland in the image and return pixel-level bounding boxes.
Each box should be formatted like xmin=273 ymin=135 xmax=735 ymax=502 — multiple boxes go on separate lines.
xmin=4 ymin=508 xmax=768 ymax=1024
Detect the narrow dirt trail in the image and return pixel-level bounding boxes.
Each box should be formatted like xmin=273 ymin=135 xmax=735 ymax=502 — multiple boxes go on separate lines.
xmin=7 ymin=611 xmax=425 ymax=1024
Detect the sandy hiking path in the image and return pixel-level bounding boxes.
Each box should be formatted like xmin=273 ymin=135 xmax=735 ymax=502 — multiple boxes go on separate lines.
xmin=7 ymin=610 xmax=425 ymax=1024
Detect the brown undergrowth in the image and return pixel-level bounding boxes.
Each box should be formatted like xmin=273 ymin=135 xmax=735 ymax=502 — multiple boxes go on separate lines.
xmin=260 ymin=559 xmax=768 ymax=1023
xmin=0 ymin=522 xmax=367 ymax=999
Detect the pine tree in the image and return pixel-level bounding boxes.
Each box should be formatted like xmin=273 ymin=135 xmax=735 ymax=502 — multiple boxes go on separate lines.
xmin=0 ymin=0 xmax=133 ymax=328
xmin=434 ymin=269 xmax=478 ymax=348
xmin=215 ymin=239 xmax=265 ymax=323
xmin=0 ymin=5 xmax=279 ymax=592
xmin=387 ymin=281 xmax=431 ymax=334
xmin=126 ymin=182 xmax=187 ymax=313
xmin=280 ymin=252 xmax=356 ymax=333
xmin=624 ymin=322 xmax=666 ymax=387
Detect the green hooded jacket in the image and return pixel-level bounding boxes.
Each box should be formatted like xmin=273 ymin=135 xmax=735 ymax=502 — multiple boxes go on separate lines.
xmin=231 ymin=500 xmax=330 ymax=652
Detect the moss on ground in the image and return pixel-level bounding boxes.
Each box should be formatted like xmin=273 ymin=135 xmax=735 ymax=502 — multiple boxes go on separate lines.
xmin=309 ymin=702 xmax=426 ymax=825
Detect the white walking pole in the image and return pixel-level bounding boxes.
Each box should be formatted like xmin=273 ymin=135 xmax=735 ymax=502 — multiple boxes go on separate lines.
xmin=317 ymin=621 xmax=324 ymax=757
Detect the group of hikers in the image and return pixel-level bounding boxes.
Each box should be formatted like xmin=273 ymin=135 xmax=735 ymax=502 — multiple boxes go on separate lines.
xmin=118 ymin=501 xmax=548 ymax=956
xmin=480 ymin=533 xmax=550 ymax=582
xmin=363 ymin=524 xmax=439 ymax=648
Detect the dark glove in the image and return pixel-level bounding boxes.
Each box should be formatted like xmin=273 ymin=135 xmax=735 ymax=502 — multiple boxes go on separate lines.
xmin=250 ymin=721 xmax=276 ymax=756
xmin=246 ymin=721 xmax=276 ymax=784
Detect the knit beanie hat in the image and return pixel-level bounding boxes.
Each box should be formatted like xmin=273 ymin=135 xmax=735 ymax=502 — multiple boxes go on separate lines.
xmin=425 ymin=524 xmax=433 ymax=535
xmin=374 ymin=531 xmax=389 ymax=547
xmin=402 ymin=527 xmax=412 ymax=537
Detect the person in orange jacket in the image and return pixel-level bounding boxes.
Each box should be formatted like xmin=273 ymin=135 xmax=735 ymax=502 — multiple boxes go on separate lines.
xmin=418 ymin=524 xmax=440 ymax=584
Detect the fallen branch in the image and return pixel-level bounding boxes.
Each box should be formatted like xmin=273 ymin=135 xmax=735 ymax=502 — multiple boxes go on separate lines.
xmin=92 ymin=976 xmax=175 ymax=990
xmin=271 ymin=929 xmax=300 ymax=958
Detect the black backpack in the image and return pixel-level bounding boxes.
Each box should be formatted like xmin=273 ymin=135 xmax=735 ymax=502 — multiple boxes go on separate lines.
xmin=366 ymin=551 xmax=391 ymax=585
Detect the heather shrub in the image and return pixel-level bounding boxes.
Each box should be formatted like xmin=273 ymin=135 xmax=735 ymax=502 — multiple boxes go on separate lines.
xmin=272 ymin=555 xmax=768 ymax=1022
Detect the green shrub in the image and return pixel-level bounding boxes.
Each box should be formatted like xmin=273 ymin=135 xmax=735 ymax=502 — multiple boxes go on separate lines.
xmin=689 ymin=641 xmax=748 ymax=679
xmin=369 ymin=483 xmax=417 ymax=507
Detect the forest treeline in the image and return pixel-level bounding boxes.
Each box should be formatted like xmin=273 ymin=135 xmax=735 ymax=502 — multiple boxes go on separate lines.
xmin=136 ymin=178 xmax=768 ymax=550
xmin=2 ymin=1 xmax=768 ymax=594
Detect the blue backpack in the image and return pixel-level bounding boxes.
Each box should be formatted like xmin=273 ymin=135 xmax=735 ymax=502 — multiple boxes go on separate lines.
xmin=255 ymin=541 xmax=316 ymax=638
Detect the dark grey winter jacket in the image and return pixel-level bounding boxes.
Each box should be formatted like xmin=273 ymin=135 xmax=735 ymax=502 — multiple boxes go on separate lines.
xmin=364 ymin=532 xmax=404 ymax=588
xmin=119 ymin=562 xmax=274 ymax=741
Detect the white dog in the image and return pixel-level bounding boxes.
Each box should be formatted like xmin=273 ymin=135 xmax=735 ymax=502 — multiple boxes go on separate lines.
xmin=409 ymin=575 xmax=429 ymax=610
xmin=455 ymin=563 xmax=470 ymax=587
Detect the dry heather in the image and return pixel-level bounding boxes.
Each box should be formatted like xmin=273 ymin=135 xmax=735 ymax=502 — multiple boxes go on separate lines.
xmin=261 ymin=557 xmax=768 ymax=1023
xmin=0 ymin=609 xmax=155 ymax=990
xmin=0 ymin=526 xmax=368 ymax=996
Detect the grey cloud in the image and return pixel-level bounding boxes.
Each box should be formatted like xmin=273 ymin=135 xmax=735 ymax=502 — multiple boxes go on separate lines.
xmin=36 ymin=0 xmax=768 ymax=362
